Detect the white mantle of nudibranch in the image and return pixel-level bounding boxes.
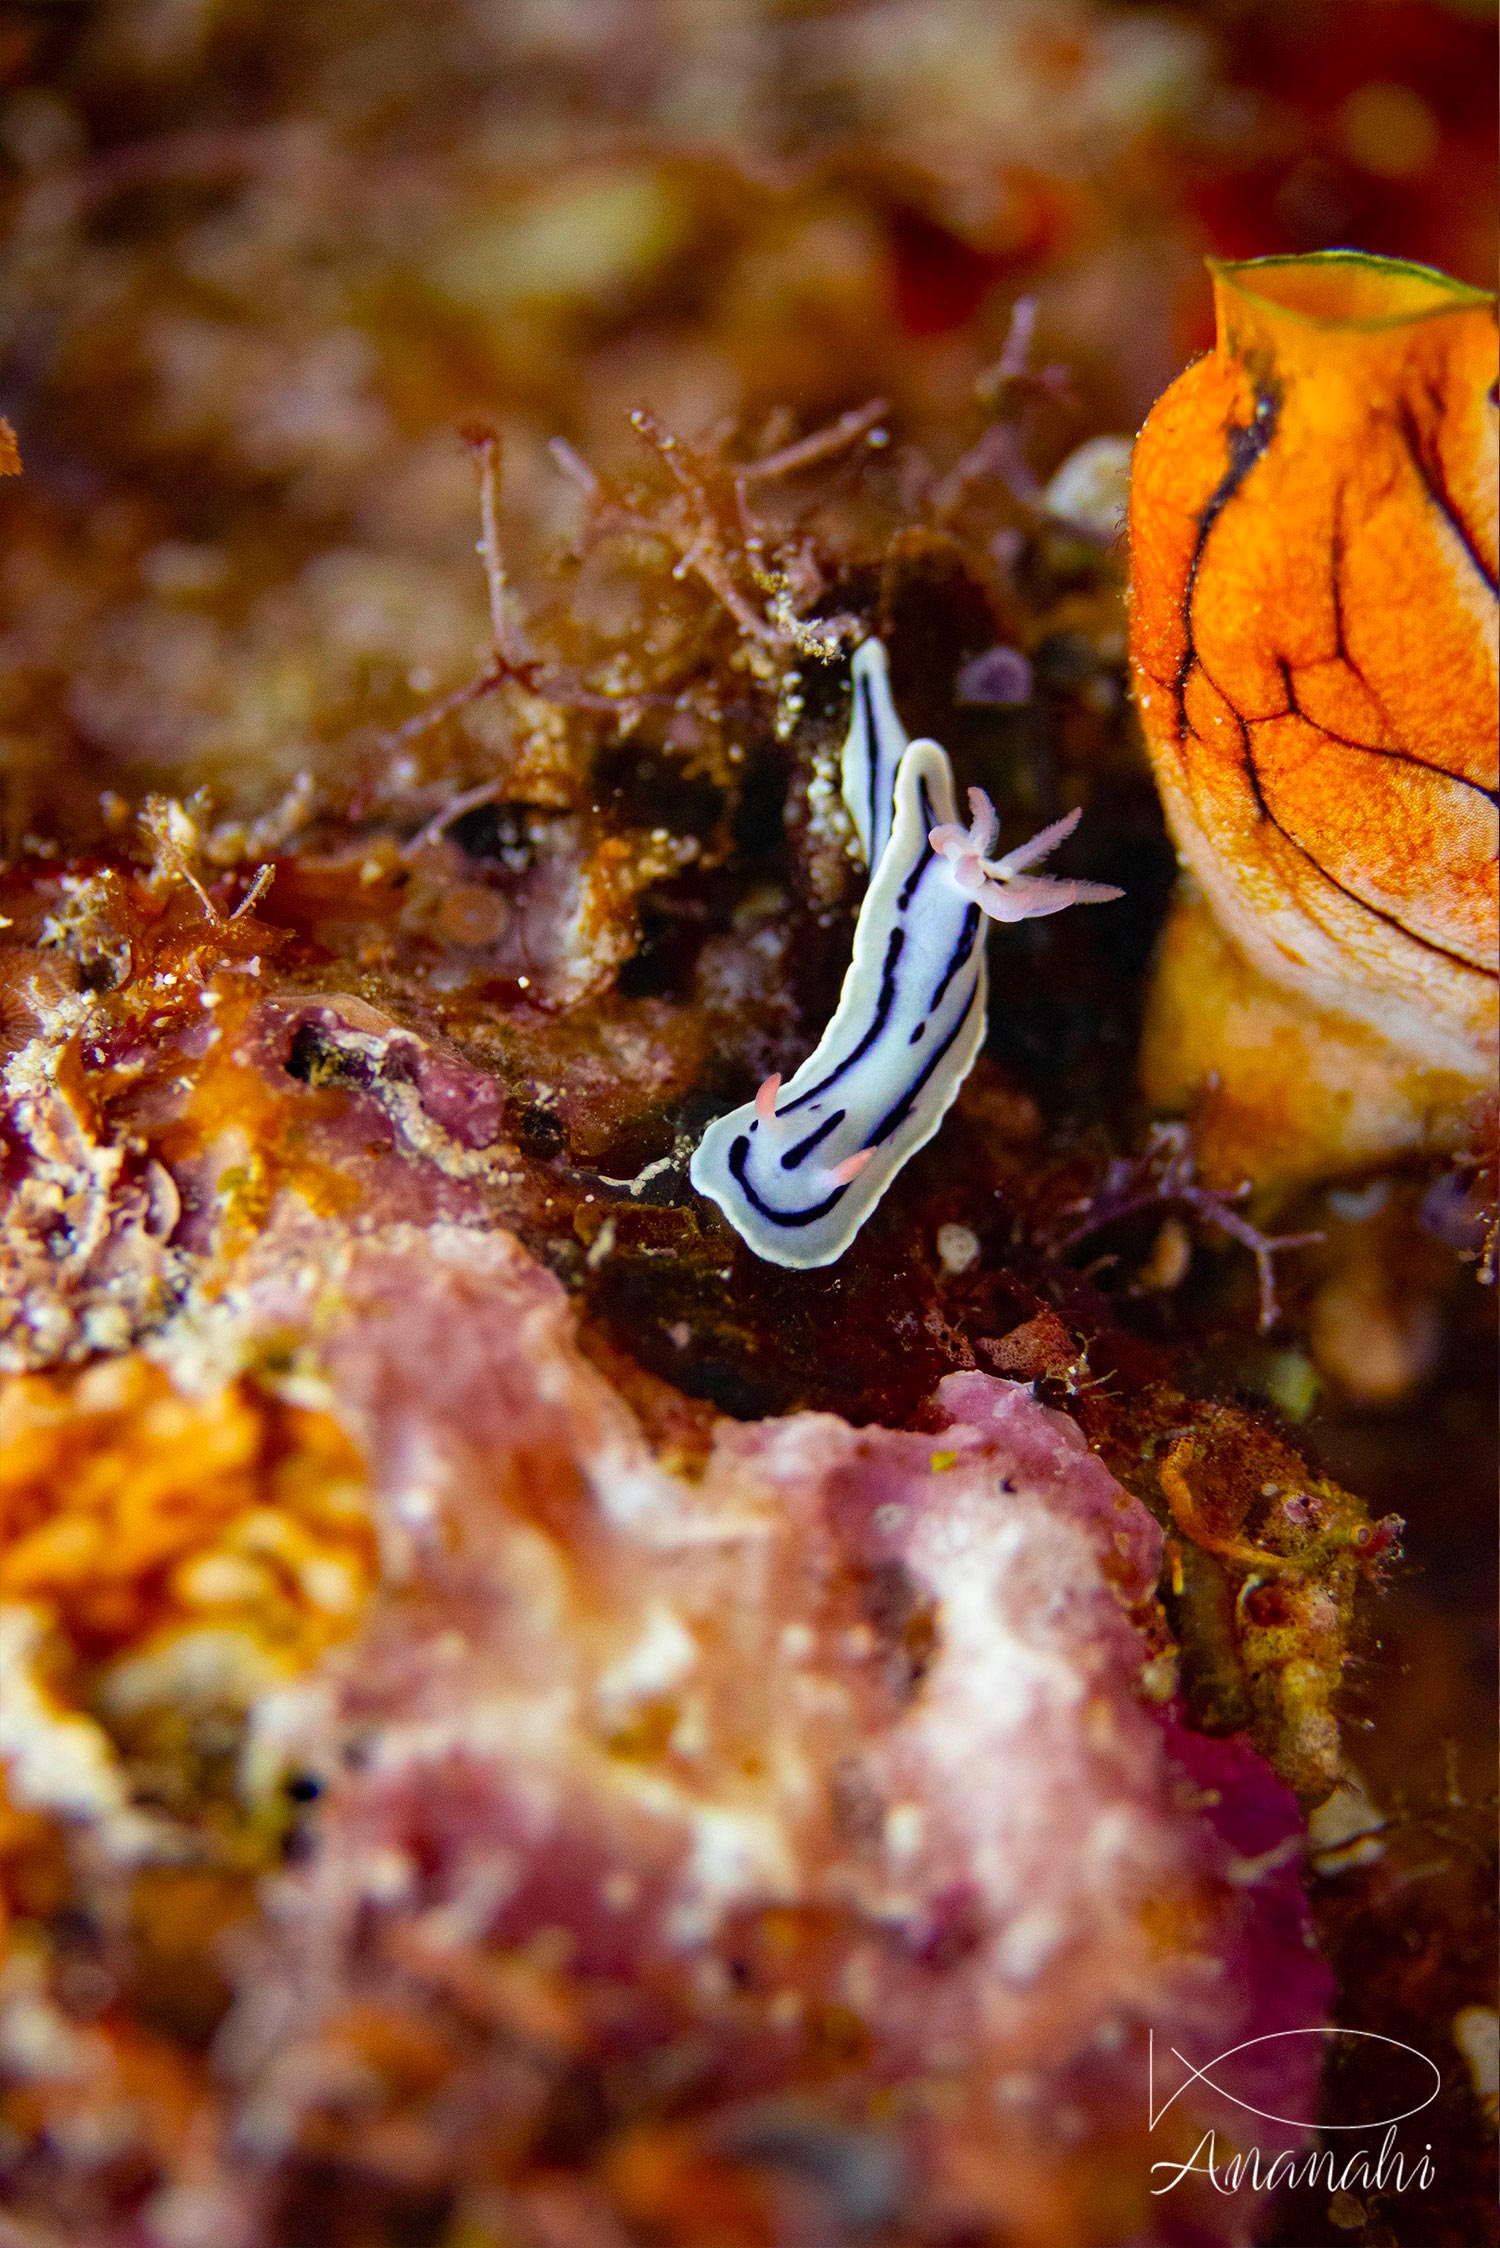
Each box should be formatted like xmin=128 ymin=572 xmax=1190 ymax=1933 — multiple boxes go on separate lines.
xmin=691 ymin=640 xmax=1122 ymax=1268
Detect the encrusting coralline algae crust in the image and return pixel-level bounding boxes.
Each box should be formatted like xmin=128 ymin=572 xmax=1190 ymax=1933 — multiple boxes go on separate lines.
xmin=0 ymin=911 xmax=1345 ymax=2246
xmin=105 ymin=1216 xmax=1329 ymax=2248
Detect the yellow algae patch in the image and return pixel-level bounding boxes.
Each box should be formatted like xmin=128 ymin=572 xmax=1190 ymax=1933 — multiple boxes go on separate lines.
xmin=0 ymin=1354 xmax=374 ymax=1691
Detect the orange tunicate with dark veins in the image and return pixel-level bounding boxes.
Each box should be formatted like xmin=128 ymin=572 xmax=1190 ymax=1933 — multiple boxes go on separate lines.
xmin=1130 ymin=252 xmax=1498 ymax=1182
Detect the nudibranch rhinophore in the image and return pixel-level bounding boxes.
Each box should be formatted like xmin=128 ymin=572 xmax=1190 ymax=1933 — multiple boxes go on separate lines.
xmin=691 ymin=641 xmax=1121 ymax=1267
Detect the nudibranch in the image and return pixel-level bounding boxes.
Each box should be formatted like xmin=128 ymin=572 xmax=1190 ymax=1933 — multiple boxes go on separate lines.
xmin=1130 ymin=251 xmax=1498 ymax=1187
xmin=691 ymin=641 xmax=1120 ymax=1267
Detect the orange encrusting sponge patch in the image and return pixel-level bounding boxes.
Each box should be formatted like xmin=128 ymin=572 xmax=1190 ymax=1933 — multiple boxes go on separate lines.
xmin=0 ymin=1356 xmax=374 ymax=1674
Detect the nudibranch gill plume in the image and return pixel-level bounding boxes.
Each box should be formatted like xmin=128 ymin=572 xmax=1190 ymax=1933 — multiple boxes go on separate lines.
xmin=691 ymin=641 xmax=1122 ymax=1268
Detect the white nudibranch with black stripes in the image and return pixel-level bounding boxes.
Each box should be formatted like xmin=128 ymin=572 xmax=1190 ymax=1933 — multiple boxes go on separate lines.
xmin=690 ymin=639 xmax=1123 ymax=1267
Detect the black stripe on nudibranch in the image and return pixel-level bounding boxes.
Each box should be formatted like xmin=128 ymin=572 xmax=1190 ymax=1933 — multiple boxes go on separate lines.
xmin=867 ymin=975 xmax=982 ymax=1148
xmin=781 ymin=1108 xmax=845 ymax=1170
xmin=897 ymin=777 xmax=939 ymax=910
xmin=927 ymin=902 xmax=981 ymax=1013
xmin=858 ymin=669 xmax=880 ymax=851
xmin=727 ymin=1133 xmax=854 ymax=1227
xmin=782 ymin=924 xmax=906 ymax=1114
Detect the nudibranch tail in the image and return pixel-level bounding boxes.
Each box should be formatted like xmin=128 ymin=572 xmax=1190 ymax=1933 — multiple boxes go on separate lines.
xmin=840 ymin=637 xmax=908 ymax=868
xmin=690 ymin=640 xmax=1122 ymax=1268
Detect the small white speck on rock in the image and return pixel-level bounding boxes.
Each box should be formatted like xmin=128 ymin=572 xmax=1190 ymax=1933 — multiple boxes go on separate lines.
xmin=937 ymin=1222 xmax=981 ymax=1275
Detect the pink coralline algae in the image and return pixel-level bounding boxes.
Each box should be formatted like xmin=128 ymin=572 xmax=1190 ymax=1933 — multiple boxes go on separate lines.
xmin=127 ymin=1213 xmax=1336 ymax=2248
